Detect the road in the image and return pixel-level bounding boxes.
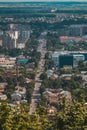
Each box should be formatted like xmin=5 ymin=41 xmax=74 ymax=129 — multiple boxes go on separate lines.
xmin=29 ymin=32 xmax=47 ymax=115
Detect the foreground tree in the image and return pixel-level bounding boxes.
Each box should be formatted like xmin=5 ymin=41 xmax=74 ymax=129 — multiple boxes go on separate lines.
xmin=53 ymin=98 xmax=87 ymax=130
xmin=0 ymin=100 xmax=87 ymax=130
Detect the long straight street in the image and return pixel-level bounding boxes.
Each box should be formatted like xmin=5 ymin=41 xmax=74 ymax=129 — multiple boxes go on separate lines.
xmin=29 ymin=32 xmax=47 ymax=115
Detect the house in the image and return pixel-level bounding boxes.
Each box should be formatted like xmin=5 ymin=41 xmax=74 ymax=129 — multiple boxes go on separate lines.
xmin=15 ymin=85 xmax=26 ymax=98
xmin=43 ymin=91 xmax=58 ymax=103
xmin=11 ymin=84 xmax=27 ymax=102
xmin=0 ymin=83 xmax=7 ymax=93
xmin=43 ymin=89 xmax=72 ymax=104
xmin=46 ymin=69 xmax=54 ymax=78
xmin=0 ymin=55 xmax=15 ymax=69
xmin=46 ymin=69 xmax=58 ymax=79
xmin=48 ymin=106 xmax=57 ymax=114
xmin=8 ymin=103 xmax=17 ymax=108
xmin=60 ymin=74 xmax=72 ymax=80
xmin=59 ymin=36 xmax=85 ymax=44
xmin=0 ymin=94 xmax=7 ymax=100
xmin=46 ymin=88 xmax=63 ymax=94
xmin=11 ymin=93 xmax=22 ymax=101
xmin=25 ymin=78 xmax=32 ymax=83
xmin=81 ymin=75 xmax=87 ymax=81
xmin=81 ymin=71 xmax=87 ymax=75
xmin=21 ymin=99 xmax=27 ymax=103
xmin=59 ymin=91 xmax=72 ymax=103
xmin=0 ymin=86 xmax=5 ymax=93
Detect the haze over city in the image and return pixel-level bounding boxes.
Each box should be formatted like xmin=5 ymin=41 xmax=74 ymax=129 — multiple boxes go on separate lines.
xmin=0 ymin=1 xmax=87 ymax=129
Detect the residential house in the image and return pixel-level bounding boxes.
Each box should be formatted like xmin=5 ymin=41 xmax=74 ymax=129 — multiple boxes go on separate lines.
xmin=11 ymin=93 xmax=22 ymax=101
xmin=48 ymin=106 xmax=57 ymax=114
xmin=0 ymin=94 xmax=7 ymax=100
xmin=43 ymin=89 xmax=72 ymax=104
xmin=0 ymin=83 xmax=7 ymax=94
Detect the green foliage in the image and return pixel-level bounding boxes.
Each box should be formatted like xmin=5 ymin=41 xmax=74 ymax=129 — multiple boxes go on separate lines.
xmin=8 ymin=49 xmax=22 ymax=57
xmin=40 ymin=72 xmax=47 ymax=80
xmin=0 ymin=48 xmax=21 ymax=57
xmin=45 ymin=60 xmax=55 ymax=70
xmin=53 ymin=99 xmax=87 ymax=130
xmin=40 ymin=85 xmax=46 ymax=95
xmin=36 ymin=105 xmax=47 ymax=115
xmin=42 ymin=78 xmax=61 ymax=89
xmin=0 ymin=100 xmax=86 ymax=130
xmin=26 ymin=38 xmax=38 ymax=50
xmin=45 ymin=52 xmax=49 ymax=59
xmin=46 ymin=33 xmax=61 ymax=51
xmin=26 ymin=82 xmax=35 ymax=103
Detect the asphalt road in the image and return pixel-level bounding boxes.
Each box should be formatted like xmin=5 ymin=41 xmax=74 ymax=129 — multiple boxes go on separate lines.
xmin=29 ymin=33 xmax=47 ymax=115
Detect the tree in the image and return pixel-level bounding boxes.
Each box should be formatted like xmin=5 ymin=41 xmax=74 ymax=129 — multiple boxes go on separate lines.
xmin=53 ymin=99 xmax=87 ymax=130
xmin=40 ymin=85 xmax=46 ymax=95
xmin=0 ymin=102 xmax=14 ymax=130
xmin=40 ymin=72 xmax=47 ymax=80
xmin=45 ymin=52 xmax=49 ymax=59
xmin=78 ymin=60 xmax=84 ymax=68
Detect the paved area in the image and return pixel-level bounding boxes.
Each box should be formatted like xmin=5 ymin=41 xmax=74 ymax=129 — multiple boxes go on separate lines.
xmin=29 ymin=32 xmax=47 ymax=115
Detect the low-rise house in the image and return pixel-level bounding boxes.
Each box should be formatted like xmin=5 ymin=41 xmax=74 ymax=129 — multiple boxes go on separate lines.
xmin=81 ymin=71 xmax=87 ymax=75
xmin=11 ymin=84 xmax=27 ymax=102
xmin=53 ymin=74 xmax=58 ymax=79
xmin=60 ymin=74 xmax=72 ymax=78
xmin=0 ymin=86 xmax=5 ymax=93
xmin=43 ymin=91 xmax=58 ymax=103
xmin=0 ymin=83 xmax=7 ymax=93
xmin=21 ymin=99 xmax=27 ymax=103
xmin=46 ymin=69 xmax=54 ymax=78
xmin=59 ymin=36 xmax=87 ymax=43
xmin=46 ymin=69 xmax=58 ymax=79
xmin=5 ymin=71 xmax=16 ymax=77
xmin=48 ymin=106 xmax=57 ymax=114
xmin=11 ymin=93 xmax=22 ymax=101
xmin=60 ymin=74 xmax=73 ymax=80
xmin=81 ymin=75 xmax=87 ymax=81
xmin=0 ymin=94 xmax=7 ymax=100
xmin=59 ymin=91 xmax=72 ymax=103
xmin=25 ymin=78 xmax=32 ymax=83
xmin=46 ymin=88 xmax=63 ymax=93
xmin=43 ymin=89 xmax=72 ymax=104
xmin=9 ymin=103 xmax=17 ymax=108
xmin=17 ymin=43 xmax=25 ymax=49
xmin=15 ymin=85 xmax=26 ymax=98
xmin=0 ymin=55 xmax=15 ymax=69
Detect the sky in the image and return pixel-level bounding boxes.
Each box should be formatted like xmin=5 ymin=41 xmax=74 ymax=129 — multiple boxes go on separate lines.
xmin=0 ymin=0 xmax=87 ymax=2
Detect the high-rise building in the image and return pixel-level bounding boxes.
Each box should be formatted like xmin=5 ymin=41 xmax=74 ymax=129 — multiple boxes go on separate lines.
xmin=51 ymin=52 xmax=59 ymax=66
xmin=2 ymin=30 xmax=30 ymax=49
xmin=69 ymin=25 xmax=87 ymax=37
xmin=59 ymin=55 xmax=73 ymax=68
xmin=52 ymin=52 xmax=85 ymax=68
xmin=73 ymin=54 xmax=85 ymax=67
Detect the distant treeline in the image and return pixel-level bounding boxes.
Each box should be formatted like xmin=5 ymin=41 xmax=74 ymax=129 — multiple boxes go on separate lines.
xmin=0 ymin=18 xmax=87 ymax=31
xmin=57 ymin=10 xmax=87 ymax=14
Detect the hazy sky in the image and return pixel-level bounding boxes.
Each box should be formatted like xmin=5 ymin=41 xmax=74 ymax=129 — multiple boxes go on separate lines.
xmin=0 ymin=0 xmax=87 ymax=2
